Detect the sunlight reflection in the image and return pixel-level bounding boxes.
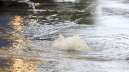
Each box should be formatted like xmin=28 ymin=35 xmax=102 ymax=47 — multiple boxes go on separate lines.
xmin=8 ymin=15 xmax=29 ymax=43
xmin=1 ymin=58 xmax=41 ymax=72
xmin=35 ymin=3 xmax=40 ymax=7
xmin=9 ymin=16 xmax=24 ymax=31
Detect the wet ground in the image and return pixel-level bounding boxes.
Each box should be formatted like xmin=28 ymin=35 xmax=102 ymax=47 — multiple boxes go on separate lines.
xmin=0 ymin=0 xmax=129 ymax=72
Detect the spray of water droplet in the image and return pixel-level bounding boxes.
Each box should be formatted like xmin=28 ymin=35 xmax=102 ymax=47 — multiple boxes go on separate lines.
xmin=52 ymin=35 xmax=90 ymax=52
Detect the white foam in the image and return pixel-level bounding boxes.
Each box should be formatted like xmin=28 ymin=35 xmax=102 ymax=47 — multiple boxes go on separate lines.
xmin=52 ymin=35 xmax=90 ymax=51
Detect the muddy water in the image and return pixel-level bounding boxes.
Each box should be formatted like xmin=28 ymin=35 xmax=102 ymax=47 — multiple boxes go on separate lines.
xmin=0 ymin=0 xmax=129 ymax=72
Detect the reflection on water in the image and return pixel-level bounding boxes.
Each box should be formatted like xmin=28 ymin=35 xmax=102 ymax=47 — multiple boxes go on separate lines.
xmin=27 ymin=0 xmax=97 ymax=25
xmin=0 ymin=12 xmax=29 ymax=48
xmin=8 ymin=15 xmax=29 ymax=43
xmin=0 ymin=58 xmax=42 ymax=72
xmin=35 ymin=3 xmax=40 ymax=7
xmin=9 ymin=16 xmax=24 ymax=31
xmin=0 ymin=10 xmax=41 ymax=72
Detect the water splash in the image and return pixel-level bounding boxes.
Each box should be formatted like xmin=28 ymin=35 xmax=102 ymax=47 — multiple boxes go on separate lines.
xmin=52 ymin=35 xmax=90 ymax=52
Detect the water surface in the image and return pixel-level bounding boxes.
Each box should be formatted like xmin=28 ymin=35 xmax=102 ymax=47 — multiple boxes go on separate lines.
xmin=0 ymin=0 xmax=129 ymax=72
